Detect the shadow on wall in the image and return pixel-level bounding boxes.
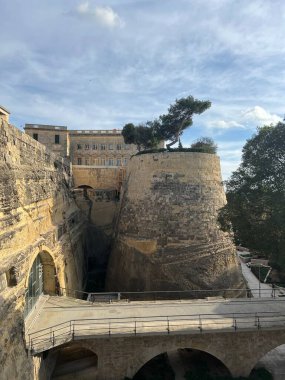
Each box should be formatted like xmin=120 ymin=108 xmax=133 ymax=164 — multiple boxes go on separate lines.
xmin=40 ymin=343 xmax=98 ymax=380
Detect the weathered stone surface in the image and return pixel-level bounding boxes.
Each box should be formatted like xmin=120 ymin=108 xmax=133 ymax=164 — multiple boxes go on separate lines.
xmin=107 ymin=152 xmax=245 ymax=292
xmin=43 ymin=329 xmax=285 ymax=379
xmin=0 ymin=118 xmax=85 ymax=379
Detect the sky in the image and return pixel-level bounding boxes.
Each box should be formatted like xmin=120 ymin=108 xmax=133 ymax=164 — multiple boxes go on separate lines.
xmin=1 ymin=0 xmax=284 ymax=179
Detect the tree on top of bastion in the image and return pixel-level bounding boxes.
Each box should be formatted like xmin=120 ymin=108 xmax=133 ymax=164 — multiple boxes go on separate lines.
xmin=122 ymin=95 xmax=212 ymax=152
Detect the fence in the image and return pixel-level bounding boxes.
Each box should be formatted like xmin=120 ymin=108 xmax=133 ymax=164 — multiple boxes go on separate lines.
xmin=58 ymin=286 xmax=282 ymax=303
xmin=28 ymin=310 xmax=285 ymax=354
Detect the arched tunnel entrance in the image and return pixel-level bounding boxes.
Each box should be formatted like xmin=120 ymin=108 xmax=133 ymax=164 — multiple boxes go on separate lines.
xmin=132 ymin=348 xmax=273 ymax=380
xmin=50 ymin=343 xmax=98 ymax=380
xmin=24 ymin=251 xmax=58 ymax=317
xmin=133 ymin=348 xmax=232 ymax=380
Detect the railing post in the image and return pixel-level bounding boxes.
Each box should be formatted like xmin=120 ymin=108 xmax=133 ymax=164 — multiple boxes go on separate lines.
xmin=256 ymin=316 xmax=261 ymax=329
xmin=109 ymin=322 xmax=111 ymax=336
xmin=198 ymin=315 xmax=202 ymax=332
xmin=52 ymin=331 xmax=55 ymax=346
xmin=49 ymin=327 xmax=52 ymax=343
xmin=166 ymin=317 xmax=170 ymax=334
xmin=134 ymin=320 xmax=137 ymax=336
xmin=232 ymin=316 xmax=237 ymax=331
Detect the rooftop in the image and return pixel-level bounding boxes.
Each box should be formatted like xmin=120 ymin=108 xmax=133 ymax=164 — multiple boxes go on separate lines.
xmin=0 ymin=105 xmax=10 ymax=115
xmin=25 ymin=124 xmax=67 ymax=131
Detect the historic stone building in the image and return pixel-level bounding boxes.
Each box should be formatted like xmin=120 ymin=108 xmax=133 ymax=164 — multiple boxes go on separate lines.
xmin=24 ymin=124 xmax=137 ymax=192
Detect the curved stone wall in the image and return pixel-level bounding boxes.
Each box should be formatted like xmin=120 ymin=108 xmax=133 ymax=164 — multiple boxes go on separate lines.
xmin=106 ymin=152 xmax=244 ymax=292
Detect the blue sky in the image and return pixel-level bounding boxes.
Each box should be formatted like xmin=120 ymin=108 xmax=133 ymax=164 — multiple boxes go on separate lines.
xmin=1 ymin=0 xmax=284 ymax=179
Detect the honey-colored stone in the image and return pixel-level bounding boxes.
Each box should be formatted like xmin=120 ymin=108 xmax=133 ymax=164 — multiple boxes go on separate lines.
xmin=106 ymin=152 xmax=245 ymax=293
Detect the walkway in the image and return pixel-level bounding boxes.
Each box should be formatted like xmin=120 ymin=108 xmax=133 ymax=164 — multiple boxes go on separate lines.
xmin=26 ymin=295 xmax=285 ymax=354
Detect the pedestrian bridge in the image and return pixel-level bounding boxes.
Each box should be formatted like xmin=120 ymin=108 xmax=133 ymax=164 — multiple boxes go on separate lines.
xmin=25 ymin=290 xmax=285 ymax=379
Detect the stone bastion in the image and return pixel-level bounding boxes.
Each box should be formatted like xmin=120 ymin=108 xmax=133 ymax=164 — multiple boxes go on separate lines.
xmin=106 ymin=151 xmax=245 ymax=293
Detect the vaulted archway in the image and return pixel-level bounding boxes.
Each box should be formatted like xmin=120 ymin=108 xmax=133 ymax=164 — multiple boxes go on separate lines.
xmin=132 ymin=348 xmax=232 ymax=380
xmin=24 ymin=250 xmax=57 ymax=317
xmin=51 ymin=343 xmax=98 ymax=380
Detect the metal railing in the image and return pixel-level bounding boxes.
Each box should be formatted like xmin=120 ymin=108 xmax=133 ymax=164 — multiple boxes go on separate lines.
xmin=58 ymin=286 xmax=283 ymax=303
xmin=28 ymin=310 xmax=285 ymax=354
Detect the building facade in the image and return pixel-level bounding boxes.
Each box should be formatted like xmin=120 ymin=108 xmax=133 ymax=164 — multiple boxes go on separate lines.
xmin=24 ymin=125 xmax=138 ymax=192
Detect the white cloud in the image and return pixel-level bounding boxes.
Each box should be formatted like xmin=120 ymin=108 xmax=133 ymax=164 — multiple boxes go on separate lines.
xmin=241 ymin=106 xmax=282 ymax=126
xmin=76 ymin=2 xmax=124 ymax=28
xmin=207 ymin=120 xmax=245 ymax=130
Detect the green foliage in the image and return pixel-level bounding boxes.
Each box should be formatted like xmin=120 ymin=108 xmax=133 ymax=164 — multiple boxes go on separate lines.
xmin=135 ymin=146 xmax=217 ymax=156
xmin=156 ymin=96 xmax=211 ymax=149
xmin=122 ymin=95 xmax=211 ymax=151
xmin=191 ymin=137 xmax=217 ymax=154
xmin=122 ymin=123 xmax=136 ymax=145
xmin=218 ymin=122 xmax=285 ymax=270
xmin=122 ymin=123 xmax=158 ymax=151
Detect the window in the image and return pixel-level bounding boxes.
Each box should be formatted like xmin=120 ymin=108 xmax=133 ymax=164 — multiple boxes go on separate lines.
xmin=101 ymin=158 xmax=105 ymax=166
xmin=117 ymin=159 xmax=121 ymax=166
xmin=92 ymin=144 xmax=98 ymax=150
xmin=109 ymin=159 xmax=114 ymax=166
xmin=77 ymin=144 xmax=82 ymax=150
xmin=116 ymin=144 xmax=122 ymax=150
xmin=85 ymin=144 xmax=90 ymax=150
xmin=124 ymin=158 xmax=128 ymax=165
xmin=6 ymin=267 xmax=17 ymax=287
xmin=85 ymin=158 xmax=89 ymax=165
xmin=77 ymin=158 xmax=82 ymax=165
xmin=108 ymin=144 xmax=113 ymax=150
xmin=101 ymin=144 xmax=106 ymax=150
xmin=33 ymin=133 xmax=38 ymax=141
xmin=55 ymin=135 xmax=60 ymax=144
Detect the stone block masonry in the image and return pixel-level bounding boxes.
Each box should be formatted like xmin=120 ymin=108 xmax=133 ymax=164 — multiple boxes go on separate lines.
xmin=0 ymin=117 xmax=86 ymax=379
xmin=107 ymin=152 xmax=245 ymax=292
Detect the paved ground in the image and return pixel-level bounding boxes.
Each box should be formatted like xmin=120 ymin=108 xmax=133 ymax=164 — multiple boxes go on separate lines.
xmin=239 ymin=259 xmax=273 ymax=297
xmin=237 ymin=251 xmax=285 ymax=379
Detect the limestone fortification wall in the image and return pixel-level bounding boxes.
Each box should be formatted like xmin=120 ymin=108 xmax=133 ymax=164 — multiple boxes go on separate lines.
xmin=107 ymin=152 xmax=244 ymax=292
xmin=0 ymin=118 xmax=85 ymax=379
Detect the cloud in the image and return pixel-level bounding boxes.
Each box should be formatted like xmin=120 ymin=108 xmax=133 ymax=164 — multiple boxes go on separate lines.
xmin=207 ymin=120 xmax=245 ymax=130
xmin=206 ymin=106 xmax=282 ymax=132
xmin=241 ymin=106 xmax=282 ymax=126
xmin=76 ymin=2 xmax=124 ymax=28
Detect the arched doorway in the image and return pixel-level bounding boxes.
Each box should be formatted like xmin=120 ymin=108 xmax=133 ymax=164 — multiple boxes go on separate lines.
xmin=24 ymin=251 xmax=57 ymax=317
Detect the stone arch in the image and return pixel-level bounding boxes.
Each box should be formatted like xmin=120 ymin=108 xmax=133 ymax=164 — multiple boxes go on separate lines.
xmin=248 ymin=342 xmax=285 ymax=378
xmin=50 ymin=342 xmax=98 ymax=379
xmin=128 ymin=342 xmax=232 ymax=379
xmin=24 ymin=247 xmax=59 ymax=317
xmin=133 ymin=347 xmax=232 ymax=379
